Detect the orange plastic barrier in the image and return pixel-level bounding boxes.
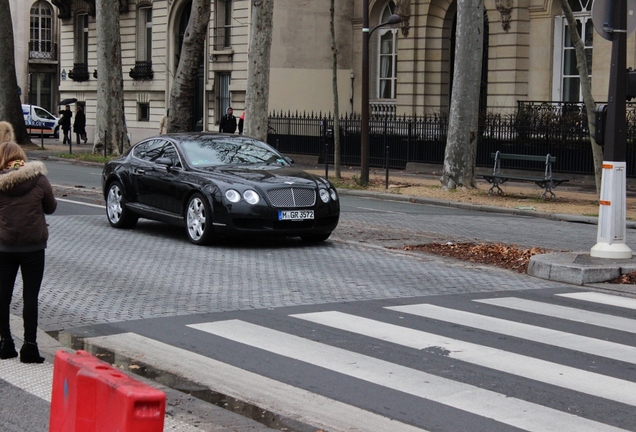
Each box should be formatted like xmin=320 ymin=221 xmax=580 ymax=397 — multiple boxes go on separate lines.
xmin=49 ymin=350 xmax=165 ymax=432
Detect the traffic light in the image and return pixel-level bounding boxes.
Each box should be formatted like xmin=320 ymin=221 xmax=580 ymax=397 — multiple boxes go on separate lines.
xmin=595 ymin=104 xmax=608 ymax=146
xmin=627 ymin=67 xmax=636 ymax=100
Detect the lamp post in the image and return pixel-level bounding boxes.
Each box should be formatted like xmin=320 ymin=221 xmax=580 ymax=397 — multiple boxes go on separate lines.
xmin=360 ymin=8 xmax=401 ymax=185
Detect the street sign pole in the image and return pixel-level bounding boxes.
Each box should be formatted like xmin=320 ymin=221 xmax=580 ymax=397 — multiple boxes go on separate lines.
xmin=590 ymin=0 xmax=633 ymax=258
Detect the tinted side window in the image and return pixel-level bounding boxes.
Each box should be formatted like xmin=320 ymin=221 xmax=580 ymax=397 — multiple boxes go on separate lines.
xmin=145 ymin=140 xmax=165 ymax=161
xmin=132 ymin=142 xmax=149 ymax=160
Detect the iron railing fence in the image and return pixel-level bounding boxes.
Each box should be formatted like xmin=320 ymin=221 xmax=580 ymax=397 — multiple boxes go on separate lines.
xmin=28 ymin=41 xmax=57 ymax=60
xmin=267 ymin=102 xmax=636 ymax=177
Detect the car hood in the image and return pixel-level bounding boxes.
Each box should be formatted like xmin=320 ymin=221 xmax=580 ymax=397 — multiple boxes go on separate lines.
xmin=193 ymin=165 xmax=329 ymax=188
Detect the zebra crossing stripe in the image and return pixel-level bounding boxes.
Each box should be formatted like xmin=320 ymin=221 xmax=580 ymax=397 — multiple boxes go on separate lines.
xmin=85 ymin=332 xmax=425 ymax=432
xmin=188 ymin=319 xmax=628 ymax=432
xmin=474 ymin=297 xmax=636 ymax=334
xmin=557 ymin=292 xmax=636 ymax=310
xmin=386 ymin=304 xmax=636 ymax=364
xmin=291 ymin=310 xmax=636 ymax=406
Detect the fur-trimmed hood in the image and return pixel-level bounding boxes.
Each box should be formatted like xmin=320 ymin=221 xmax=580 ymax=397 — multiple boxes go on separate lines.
xmin=0 ymin=161 xmax=48 ymax=197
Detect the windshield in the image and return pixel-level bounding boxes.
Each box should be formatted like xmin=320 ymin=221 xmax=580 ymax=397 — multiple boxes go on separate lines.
xmin=180 ymin=137 xmax=290 ymax=167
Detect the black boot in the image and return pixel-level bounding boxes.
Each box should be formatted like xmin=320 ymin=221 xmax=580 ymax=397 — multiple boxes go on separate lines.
xmin=20 ymin=342 xmax=44 ymax=364
xmin=0 ymin=338 xmax=17 ymax=359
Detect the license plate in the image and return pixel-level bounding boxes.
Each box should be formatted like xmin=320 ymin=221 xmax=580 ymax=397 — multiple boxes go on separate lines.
xmin=278 ymin=210 xmax=314 ymax=220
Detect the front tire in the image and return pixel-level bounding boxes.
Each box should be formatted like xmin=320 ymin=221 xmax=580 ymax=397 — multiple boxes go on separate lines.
xmin=106 ymin=181 xmax=138 ymax=228
xmin=185 ymin=193 xmax=215 ymax=245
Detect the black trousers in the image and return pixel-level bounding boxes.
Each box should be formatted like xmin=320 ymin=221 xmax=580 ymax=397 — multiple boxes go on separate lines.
xmin=62 ymin=128 xmax=71 ymax=144
xmin=0 ymin=250 xmax=45 ymax=343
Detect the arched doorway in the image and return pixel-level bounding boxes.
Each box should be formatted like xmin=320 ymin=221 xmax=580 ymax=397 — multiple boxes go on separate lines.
xmin=175 ymin=1 xmax=205 ymax=131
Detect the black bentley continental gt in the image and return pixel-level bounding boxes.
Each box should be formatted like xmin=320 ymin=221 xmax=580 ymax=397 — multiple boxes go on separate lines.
xmin=101 ymin=133 xmax=340 ymax=245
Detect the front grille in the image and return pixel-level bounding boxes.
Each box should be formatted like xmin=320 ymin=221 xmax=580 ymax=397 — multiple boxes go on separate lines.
xmin=267 ymin=188 xmax=316 ymax=208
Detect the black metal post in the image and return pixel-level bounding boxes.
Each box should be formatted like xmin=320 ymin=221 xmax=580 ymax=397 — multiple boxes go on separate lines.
xmin=361 ymin=11 xmax=401 ymax=185
xmin=361 ymin=1 xmax=370 ymax=186
xmin=384 ymin=119 xmax=389 ymax=189
xmin=325 ymin=128 xmax=329 ymax=180
xmin=604 ymin=0 xmax=627 ymax=162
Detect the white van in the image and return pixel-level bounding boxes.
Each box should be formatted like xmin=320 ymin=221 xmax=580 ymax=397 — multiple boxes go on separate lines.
xmin=22 ymin=104 xmax=60 ymax=138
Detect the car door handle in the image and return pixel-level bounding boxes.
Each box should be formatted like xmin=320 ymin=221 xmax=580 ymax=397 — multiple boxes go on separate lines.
xmin=133 ymin=168 xmax=145 ymax=175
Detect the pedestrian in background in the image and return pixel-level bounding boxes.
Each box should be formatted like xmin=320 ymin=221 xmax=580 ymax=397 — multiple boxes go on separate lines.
xmin=73 ymin=105 xmax=87 ymax=145
xmin=0 ymin=142 xmax=57 ymax=363
xmin=159 ymin=109 xmax=169 ymax=135
xmin=0 ymin=122 xmax=15 ymax=144
xmin=59 ymin=105 xmax=72 ymax=144
xmin=219 ymin=107 xmax=237 ymax=134
xmin=238 ymin=112 xmax=245 ymax=135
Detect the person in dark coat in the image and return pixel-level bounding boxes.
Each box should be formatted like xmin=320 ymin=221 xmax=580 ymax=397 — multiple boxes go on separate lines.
xmin=59 ymin=105 xmax=72 ymax=144
xmin=219 ymin=107 xmax=237 ymax=134
xmin=0 ymin=142 xmax=57 ymax=363
xmin=238 ymin=112 xmax=245 ymax=135
xmin=73 ymin=105 xmax=87 ymax=145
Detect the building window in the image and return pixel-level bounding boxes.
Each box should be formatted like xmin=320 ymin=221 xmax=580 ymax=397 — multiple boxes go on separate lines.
xmin=552 ymin=0 xmax=593 ymax=102
xmin=217 ymin=73 xmax=231 ymax=121
xmin=377 ymin=1 xmax=398 ymax=99
xmin=138 ymin=103 xmax=150 ymax=121
xmin=29 ymin=1 xmax=54 ymax=60
xmin=28 ymin=72 xmax=54 ymax=112
xmin=130 ymin=5 xmax=154 ymax=80
xmin=214 ymin=0 xmax=232 ymax=50
xmin=138 ymin=6 xmax=152 ymax=61
xmin=69 ymin=13 xmax=90 ymax=81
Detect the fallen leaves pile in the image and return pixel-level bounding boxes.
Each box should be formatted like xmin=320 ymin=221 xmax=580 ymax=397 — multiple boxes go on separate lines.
xmin=608 ymin=272 xmax=636 ymax=284
xmin=400 ymin=242 xmax=548 ymax=273
xmin=400 ymin=242 xmax=636 ymax=284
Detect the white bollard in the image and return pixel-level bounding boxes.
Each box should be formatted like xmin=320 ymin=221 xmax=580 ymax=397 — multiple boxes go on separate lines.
xmin=590 ymin=161 xmax=632 ymax=258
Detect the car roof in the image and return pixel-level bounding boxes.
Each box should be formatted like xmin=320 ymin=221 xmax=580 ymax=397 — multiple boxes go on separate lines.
xmin=163 ymin=132 xmax=242 ymax=140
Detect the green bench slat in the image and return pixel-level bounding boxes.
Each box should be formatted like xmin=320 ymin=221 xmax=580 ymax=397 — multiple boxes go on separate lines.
xmin=489 ymin=153 xmax=556 ymax=163
xmin=483 ymin=175 xmax=569 ymax=182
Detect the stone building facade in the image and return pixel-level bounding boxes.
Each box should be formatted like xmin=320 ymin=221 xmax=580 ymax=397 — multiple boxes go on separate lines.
xmin=48 ymin=0 xmax=634 ymax=143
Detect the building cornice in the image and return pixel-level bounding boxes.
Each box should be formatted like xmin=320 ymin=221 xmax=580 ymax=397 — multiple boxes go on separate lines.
xmin=51 ymin=0 xmax=71 ymax=19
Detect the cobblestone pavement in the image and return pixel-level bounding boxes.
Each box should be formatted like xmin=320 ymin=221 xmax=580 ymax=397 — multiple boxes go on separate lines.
xmin=24 ymin=211 xmax=579 ymax=332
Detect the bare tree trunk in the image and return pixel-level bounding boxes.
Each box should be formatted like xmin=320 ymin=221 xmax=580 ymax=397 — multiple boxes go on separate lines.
xmin=95 ymin=0 xmax=127 ymax=155
xmin=441 ymin=0 xmax=483 ymax=189
xmin=169 ymin=0 xmax=210 ymax=133
xmin=245 ymin=0 xmax=274 ymax=142
xmin=559 ymin=0 xmax=603 ymax=195
xmin=0 ymin=0 xmax=30 ymax=144
xmin=330 ymin=0 xmax=341 ymax=178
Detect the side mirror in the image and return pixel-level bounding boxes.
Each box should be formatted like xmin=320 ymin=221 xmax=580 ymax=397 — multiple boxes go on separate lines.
xmin=284 ymin=156 xmax=294 ymax=165
xmin=155 ymin=157 xmax=174 ymax=168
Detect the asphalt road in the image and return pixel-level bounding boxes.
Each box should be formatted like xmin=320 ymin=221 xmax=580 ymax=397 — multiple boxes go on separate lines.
xmin=6 ymin=159 xmax=636 ymax=431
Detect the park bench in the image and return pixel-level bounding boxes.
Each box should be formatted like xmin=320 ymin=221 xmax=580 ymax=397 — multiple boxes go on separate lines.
xmin=482 ymin=151 xmax=569 ymax=199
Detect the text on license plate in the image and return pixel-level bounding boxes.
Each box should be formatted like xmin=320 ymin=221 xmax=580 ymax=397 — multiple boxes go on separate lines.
xmin=279 ymin=210 xmax=314 ymax=220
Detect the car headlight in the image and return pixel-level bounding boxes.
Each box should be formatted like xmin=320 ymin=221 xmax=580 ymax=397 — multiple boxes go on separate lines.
xmin=225 ymin=189 xmax=241 ymax=203
xmin=330 ymin=188 xmax=338 ymax=201
xmin=243 ymin=189 xmax=260 ymax=205
xmin=319 ymin=189 xmax=330 ymax=203
xmin=243 ymin=189 xmax=261 ymax=205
